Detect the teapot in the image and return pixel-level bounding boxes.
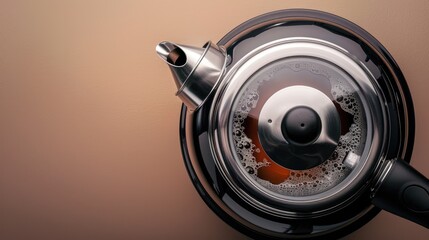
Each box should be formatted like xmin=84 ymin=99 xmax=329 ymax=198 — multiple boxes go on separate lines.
xmin=157 ymin=9 xmax=429 ymax=239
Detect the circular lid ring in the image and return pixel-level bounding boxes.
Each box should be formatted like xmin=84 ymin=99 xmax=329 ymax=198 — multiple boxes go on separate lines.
xmin=210 ymin=38 xmax=383 ymax=215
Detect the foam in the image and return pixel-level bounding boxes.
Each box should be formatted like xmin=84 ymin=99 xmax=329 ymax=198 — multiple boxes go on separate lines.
xmin=230 ymin=58 xmax=366 ymax=197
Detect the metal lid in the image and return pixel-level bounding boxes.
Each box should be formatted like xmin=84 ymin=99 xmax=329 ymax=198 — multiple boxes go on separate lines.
xmin=210 ymin=38 xmax=384 ymax=214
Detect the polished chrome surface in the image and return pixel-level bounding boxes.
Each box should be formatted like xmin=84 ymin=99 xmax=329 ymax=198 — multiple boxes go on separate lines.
xmin=209 ymin=38 xmax=385 ymax=215
xmin=156 ymin=41 xmax=205 ymax=89
xmin=156 ymin=41 xmax=227 ymax=111
xmin=370 ymin=159 xmax=394 ymax=198
xmin=258 ymin=86 xmax=340 ymax=170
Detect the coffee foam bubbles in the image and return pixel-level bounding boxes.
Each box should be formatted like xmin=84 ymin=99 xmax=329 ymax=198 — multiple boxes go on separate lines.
xmin=231 ymin=58 xmax=366 ymax=197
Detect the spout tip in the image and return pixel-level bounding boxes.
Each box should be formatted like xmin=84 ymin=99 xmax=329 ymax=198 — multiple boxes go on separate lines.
xmin=156 ymin=40 xmax=227 ymax=111
xmin=156 ymin=41 xmax=187 ymax=67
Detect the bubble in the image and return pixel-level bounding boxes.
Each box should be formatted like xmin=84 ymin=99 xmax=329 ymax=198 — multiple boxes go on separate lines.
xmin=246 ymin=166 xmax=255 ymax=174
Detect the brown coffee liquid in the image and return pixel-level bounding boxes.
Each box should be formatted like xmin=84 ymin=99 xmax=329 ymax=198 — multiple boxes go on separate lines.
xmin=241 ymin=65 xmax=354 ymax=184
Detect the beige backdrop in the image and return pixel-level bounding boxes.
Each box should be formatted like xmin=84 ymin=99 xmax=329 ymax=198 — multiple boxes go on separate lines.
xmin=1 ymin=0 xmax=429 ymax=239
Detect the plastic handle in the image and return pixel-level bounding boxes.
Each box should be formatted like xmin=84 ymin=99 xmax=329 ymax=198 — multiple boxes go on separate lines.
xmin=372 ymin=159 xmax=429 ymax=228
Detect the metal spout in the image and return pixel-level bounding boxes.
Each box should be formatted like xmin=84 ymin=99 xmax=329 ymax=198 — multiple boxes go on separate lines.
xmin=156 ymin=41 xmax=227 ymax=111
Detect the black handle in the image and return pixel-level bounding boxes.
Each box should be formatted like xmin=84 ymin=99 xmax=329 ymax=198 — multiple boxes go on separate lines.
xmin=372 ymin=159 xmax=429 ymax=228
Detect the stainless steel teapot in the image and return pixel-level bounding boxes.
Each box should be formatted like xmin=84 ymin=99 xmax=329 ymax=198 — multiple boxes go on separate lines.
xmin=156 ymin=9 xmax=429 ymax=239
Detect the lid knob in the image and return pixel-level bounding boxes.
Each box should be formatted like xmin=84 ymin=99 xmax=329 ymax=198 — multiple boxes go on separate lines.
xmin=281 ymin=106 xmax=322 ymax=145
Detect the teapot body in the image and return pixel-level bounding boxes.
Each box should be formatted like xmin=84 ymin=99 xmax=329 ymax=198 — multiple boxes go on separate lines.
xmin=168 ymin=9 xmax=415 ymax=239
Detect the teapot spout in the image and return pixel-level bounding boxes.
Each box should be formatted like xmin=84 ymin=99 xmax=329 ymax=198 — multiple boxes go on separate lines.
xmin=156 ymin=41 xmax=227 ymax=111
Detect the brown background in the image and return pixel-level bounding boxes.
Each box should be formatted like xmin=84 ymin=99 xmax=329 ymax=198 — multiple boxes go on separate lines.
xmin=1 ymin=0 xmax=429 ymax=239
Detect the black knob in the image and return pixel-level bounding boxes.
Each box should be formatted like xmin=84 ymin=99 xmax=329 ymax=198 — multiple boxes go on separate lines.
xmin=281 ymin=106 xmax=321 ymax=145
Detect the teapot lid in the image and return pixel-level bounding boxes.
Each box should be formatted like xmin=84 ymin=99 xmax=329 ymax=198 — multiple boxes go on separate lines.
xmin=210 ymin=38 xmax=384 ymax=214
